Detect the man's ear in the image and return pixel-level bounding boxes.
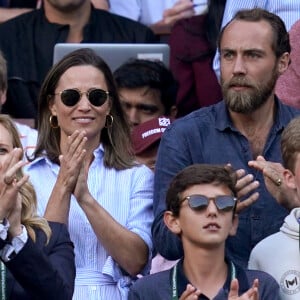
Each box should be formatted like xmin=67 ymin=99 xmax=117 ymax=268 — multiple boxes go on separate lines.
xmin=229 ymin=214 xmax=239 ymax=236
xmin=277 ymin=52 xmax=290 ymax=75
xmin=164 ymin=211 xmax=181 ymax=235
xmin=283 ymin=168 xmax=297 ymax=190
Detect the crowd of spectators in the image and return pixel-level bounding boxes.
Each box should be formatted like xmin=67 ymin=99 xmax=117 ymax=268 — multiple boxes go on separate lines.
xmin=0 ymin=1 xmax=300 ymax=299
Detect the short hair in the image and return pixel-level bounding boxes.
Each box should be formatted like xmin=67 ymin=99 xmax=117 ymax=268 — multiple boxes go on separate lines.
xmin=113 ymin=59 xmax=178 ymax=115
xmin=281 ymin=117 xmax=300 ymax=172
xmin=0 ymin=50 xmax=7 ymax=92
xmin=33 ymin=48 xmax=133 ymax=169
xmin=166 ymin=164 xmax=237 ymax=216
xmin=218 ymin=8 xmax=291 ymax=58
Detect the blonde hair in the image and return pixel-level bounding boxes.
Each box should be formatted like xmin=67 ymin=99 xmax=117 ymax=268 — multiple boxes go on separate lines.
xmin=0 ymin=115 xmax=51 ymax=242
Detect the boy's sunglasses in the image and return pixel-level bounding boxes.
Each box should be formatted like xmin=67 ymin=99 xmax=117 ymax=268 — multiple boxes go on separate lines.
xmin=54 ymin=88 xmax=109 ymax=107
xmin=182 ymin=194 xmax=237 ymax=212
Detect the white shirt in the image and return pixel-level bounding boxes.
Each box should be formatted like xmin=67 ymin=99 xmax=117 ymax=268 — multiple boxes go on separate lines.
xmin=213 ymin=0 xmax=300 ymax=80
xmin=15 ymin=122 xmax=37 ymax=159
xmin=25 ymin=145 xmax=154 ymax=300
xmin=109 ymin=0 xmax=208 ymax=26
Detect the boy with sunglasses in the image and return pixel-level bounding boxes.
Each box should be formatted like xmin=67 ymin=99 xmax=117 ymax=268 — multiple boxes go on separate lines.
xmin=129 ymin=164 xmax=279 ymax=299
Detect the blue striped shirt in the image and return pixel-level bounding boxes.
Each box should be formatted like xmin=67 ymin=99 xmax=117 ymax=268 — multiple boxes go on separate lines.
xmin=25 ymin=145 xmax=154 ymax=300
xmin=213 ymin=0 xmax=300 ymax=79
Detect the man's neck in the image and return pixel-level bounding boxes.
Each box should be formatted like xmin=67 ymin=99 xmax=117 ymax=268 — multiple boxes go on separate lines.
xmin=182 ymin=246 xmax=228 ymax=298
xmin=229 ymin=95 xmax=276 ymax=138
xmin=44 ymin=1 xmax=91 ymax=42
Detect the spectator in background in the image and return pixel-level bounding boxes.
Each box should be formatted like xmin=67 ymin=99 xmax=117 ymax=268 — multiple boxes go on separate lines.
xmin=0 ymin=114 xmax=75 ymax=299
xmin=0 ymin=0 xmax=156 ymax=120
xmin=25 ymin=48 xmax=154 ymax=299
xmin=129 ymin=164 xmax=280 ymax=299
xmin=248 ymin=116 xmax=300 ymax=300
xmin=152 ymin=8 xmax=299 ymax=269
xmin=109 ymin=0 xmax=206 ymax=35
xmin=114 ymin=59 xmax=177 ymax=127
xmin=0 ymin=51 xmax=37 ymax=158
xmin=0 ymin=0 xmax=38 ymax=23
xmin=131 ymin=116 xmax=173 ymax=171
xmin=275 ymin=19 xmax=300 ymax=109
xmin=213 ymin=0 xmax=300 ymax=80
xmin=169 ymin=0 xmax=225 ymax=117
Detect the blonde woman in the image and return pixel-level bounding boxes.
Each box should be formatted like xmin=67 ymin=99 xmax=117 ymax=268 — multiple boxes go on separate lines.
xmin=0 ymin=114 xmax=75 ymax=299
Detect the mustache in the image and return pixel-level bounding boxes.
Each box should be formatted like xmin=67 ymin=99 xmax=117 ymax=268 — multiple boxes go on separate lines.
xmin=225 ymin=76 xmax=254 ymax=88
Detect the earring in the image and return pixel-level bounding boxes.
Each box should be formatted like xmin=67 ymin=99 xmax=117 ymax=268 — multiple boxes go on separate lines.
xmin=105 ymin=114 xmax=114 ymax=128
xmin=49 ymin=115 xmax=59 ymax=129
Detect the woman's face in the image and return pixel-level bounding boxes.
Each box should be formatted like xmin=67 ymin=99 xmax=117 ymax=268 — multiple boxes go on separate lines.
xmin=49 ymin=65 xmax=111 ymax=147
xmin=0 ymin=123 xmax=13 ymax=164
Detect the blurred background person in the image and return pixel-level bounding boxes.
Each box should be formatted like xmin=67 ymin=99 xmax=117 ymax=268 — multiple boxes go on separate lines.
xmin=114 ymin=59 xmax=177 ymax=127
xmin=0 ymin=0 xmax=156 ymax=120
xmin=109 ymin=0 xmax=205 ymax=35
xmin=0 ymin=50 xmax=37 ymax=159
xmin=0 ymin=114 xmax=75 ymax=299
xmin=169 ymin=0 xmax=226 ymax=117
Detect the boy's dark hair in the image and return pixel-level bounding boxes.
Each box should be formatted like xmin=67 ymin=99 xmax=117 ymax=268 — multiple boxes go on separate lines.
xmin=113 ymin=59 xmax=178 ymax=115
xmin=166 ymin=164 xmax=237 ymax=216
xmin=281 ymin=117 xmax=300 ymax=173
xmin=218 ymin=8 xmax=291 ymax=58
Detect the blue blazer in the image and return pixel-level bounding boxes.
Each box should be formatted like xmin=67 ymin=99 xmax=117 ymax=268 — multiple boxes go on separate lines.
xmin=0 ymin=221 xmax=75 ymax=300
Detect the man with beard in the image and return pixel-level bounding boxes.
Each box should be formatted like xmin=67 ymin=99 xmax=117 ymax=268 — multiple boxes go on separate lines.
xmin=0 ymin=0 xmax=156 ymax=120
xmin=152 ymin=8 xmax=300 ymax=268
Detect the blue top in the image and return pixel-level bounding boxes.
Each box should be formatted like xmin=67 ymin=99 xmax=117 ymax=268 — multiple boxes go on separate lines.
xmin=129 ymin=258 xmax=280 ymax=299
xmin=153 ymin=98 xmax=300 ymax=267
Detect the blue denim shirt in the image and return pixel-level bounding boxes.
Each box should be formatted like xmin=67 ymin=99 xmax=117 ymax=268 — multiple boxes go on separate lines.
xmin=153 ymin=98 xmax=300 ymax=267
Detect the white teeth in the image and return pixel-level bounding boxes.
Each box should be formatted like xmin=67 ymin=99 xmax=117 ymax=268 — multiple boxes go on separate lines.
xmin=207 ymin=224 xmax=218 ymax=229
xmin=75 ymin=118 xmax=93 ymax=123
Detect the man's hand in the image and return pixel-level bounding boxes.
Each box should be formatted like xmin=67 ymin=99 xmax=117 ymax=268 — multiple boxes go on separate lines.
xmin=229 ymin=278 xmax=259 ymax=300
xmin=248 ymin=156 xmax=299 ymax=210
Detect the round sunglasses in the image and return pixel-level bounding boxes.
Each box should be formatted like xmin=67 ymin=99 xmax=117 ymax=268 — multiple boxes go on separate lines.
xmin=54 ymin=88 xmax=109 ymax=107
xmin=182 ymin=194 xmax=237 ymax=212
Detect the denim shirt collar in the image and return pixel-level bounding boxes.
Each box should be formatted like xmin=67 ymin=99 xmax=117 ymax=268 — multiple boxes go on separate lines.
xmin=214 ymin=96 xmax=289 ymax=134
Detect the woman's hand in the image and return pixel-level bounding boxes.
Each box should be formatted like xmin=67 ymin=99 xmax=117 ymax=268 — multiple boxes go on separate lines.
xmin=57 ymin=130 xmax=87 ymax=194
xmin=44 ymin=131 xmax=87 ymax=223
xmin=0 ymin=148 xmax=28 ymax=221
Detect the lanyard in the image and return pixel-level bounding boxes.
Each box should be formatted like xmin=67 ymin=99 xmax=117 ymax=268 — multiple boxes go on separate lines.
xmin=171 ymin=261 xmax=236 ymax=300
xmin=0 ymin=261 xmax=5 ymax=300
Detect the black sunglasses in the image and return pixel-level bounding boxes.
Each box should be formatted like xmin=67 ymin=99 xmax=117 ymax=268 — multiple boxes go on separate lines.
xmin=182 ymin=194 xmax=237 ymax=212
xmin=55 ymin=88 xmax=109 ymax=107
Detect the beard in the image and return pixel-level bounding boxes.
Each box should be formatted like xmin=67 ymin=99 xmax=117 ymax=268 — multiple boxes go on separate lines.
xmin=221 ymin=67 xmax=279 ymax=114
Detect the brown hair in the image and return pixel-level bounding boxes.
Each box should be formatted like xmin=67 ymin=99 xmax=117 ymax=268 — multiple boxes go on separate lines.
xmin=281 ymin=117 xmax=300 ymax=173
xmin=0 ymin=50 xmax=7 ymax=92
xmin=32 ymin=48 xmax=134 ymax=169
xmin=166 ymin=164 xmax=237 ymax=216
xmin=218 ymin=8 xmax=291 ymax=58
xmin=0 ymin=115 xmax=51 ymax=242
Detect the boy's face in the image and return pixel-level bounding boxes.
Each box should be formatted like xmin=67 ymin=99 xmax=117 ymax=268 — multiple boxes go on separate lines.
xmin=164 ymin=183 xmax=238 ymax=250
